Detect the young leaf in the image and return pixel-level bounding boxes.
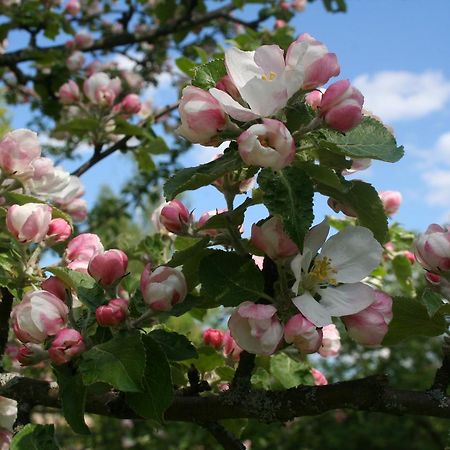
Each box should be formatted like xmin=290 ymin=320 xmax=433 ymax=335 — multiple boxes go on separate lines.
xmin=11 ymin=424 xmax=59 ymax=450
xmin=199 ymin=251 xmax=265 ymax=307
xmin=79 ymin=330 xmax=145 ymax=392
xmin=192 ymin=59 xmax=227 ymax=90
xmin=149 ymin=329 xmax=197 ymax=361
xmin=258 ymin=166 xmax=314 ymax=249
xmin=270 ymin=353 xmax=311 ymax=389
xmin=127 ymin=334 xmax=174 ymax=422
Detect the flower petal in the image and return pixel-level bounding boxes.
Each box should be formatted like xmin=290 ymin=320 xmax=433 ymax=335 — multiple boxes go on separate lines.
xmin=254 ymin=45 xmax=286 ymax=77
xmin=304 ymin=220 xmax=330 ymax=257
xmin=225 ymin=48 xmax=261 ymax=91
xmin=320 ymin=226 xmax=382 ymax=283
xmin=209 ymin=88 xmax=260 ymax=122
xmin=319 ymin=283 xmax=375 ymax=317
xmin=292 ymin=292 xmax=332 ymax=327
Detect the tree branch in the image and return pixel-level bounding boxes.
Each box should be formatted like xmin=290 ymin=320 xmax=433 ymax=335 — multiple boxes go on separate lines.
xmin=0 ymin=289 xmax=14 ymax=372
xmin=200 ymin=421 xmax=245 ymax=450
xmin=430 ymin=336 xmax=450 ymax=392
xmin=2 ymin=373 xmax=450 ymax=423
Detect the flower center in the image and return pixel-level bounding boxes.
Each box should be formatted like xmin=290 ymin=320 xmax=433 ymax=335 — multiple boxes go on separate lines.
xmin=261 ymin=71 xmax=277 ymax=81
xmin=309 ymin=256 xmax=337 ymax=286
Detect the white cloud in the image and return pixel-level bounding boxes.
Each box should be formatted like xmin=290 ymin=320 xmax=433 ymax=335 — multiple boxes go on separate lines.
xmin=353 ymin=70 xmax=450 ymax=122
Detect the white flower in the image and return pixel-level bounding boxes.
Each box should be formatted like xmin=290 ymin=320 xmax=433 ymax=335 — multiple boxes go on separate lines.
xmin=290 ymin=221 xmax=382 ymax=327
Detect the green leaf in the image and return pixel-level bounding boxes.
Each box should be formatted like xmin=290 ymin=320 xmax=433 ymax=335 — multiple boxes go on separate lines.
xmin=285 ymin=97 xmax=315 ymax=133
xmin=149 ymin=329 xmax=197 ymax=361
xmin=44 ymin=267 xmax=95 ymax=290
xmin=55 ymin=117 xmax=99 ymax=135
xmin=258 ymin=166 xmax=314 ymax=249
xmin=322 ymin=0 xmax=347 ymax=12
xmin=114 ymin=118 xmax=154 ymax=139
xmin=154 ymin=0 xmax=176 ymax=22
xmin=297 ymin=161 xmax=347 ymax=192
xmin=192 ymin=59 xmax=227 ymax=90
xmin=199 ymin=251 xmax=265 ymax=307
xmin=53 ymin=366 xmax=90 ymax=435
xmin=186 ymin=346 xmax=223 ymax=373
xmin=164 ymin=149 xmax=242 ymax=199
xmin=319 ymin=117 xmax=404 ymax=163
xmin=167 ymin=237 xmax=210 ymax=268
xmin=199 ymin=198 xmax=255 ymax=230
xmin=270 ymin=353 xmax=311 ymax=389
xmin=420 ymin=288 xmax=447 ymax=317
xmin=392 ymin=255 xmax=414 ymax=294
xmin=175 ymin=57 xmax=197 ymax=76
xmin=11 ymin=424 xmax=59 ymax=450
xmin=135 ymin=146 xmax=155 ymax=172
xmin=127 ymin=334 xmax=174 ymax=422
xmin=383 ymin=297 xmax=447 ymax=345
xmin=79 ymin=330 xmax=145 ymax=392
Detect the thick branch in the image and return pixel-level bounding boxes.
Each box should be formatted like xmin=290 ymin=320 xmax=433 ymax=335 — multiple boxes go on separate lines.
xmin=430 ymin=337 xmax=450 ymax=392
xmin=2 ymin=373 xmax=450 ymax=422
xmin=0 ymin=289 xmax=14 ymax=372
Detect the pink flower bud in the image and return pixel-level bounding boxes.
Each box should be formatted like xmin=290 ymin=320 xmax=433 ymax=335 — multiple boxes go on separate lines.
xmin=17 ymin=344 xmax=47 ymax=366
xmin=65 ymin=0 xmax=80 ymax=15
xmin=203 ymin=328 xmax=224 ymax=349
xmin=176 ymin=86 xmax=227 ymax=145
xmin=96 ymin=298 xmax=129 ymax=327
xmin=0 ymin=429 xmax=11 ymax=449
xmin=74 ymin=30 xmax=93 ymax=49
xmin=425 ymin=271 xmax=441 ymax=285
xmin=318 ymin=324 xmax=341 ymax=357
xmin=41 ymin=276 xmax=67 ymax=301
xmin=6 ymin=203 xmax=52 ymax=244
xmin=88 ymin=249 xmax=128 ymax=286
xmin=83 ymin=72 xmax=121 ymax=106
xmin=311 ymin=368 xmax=328 ymax=385
xmin=341 ymin=158 xmax=371 ymax=176
xmin=117 ymin=93 xmax=141 ymax=115
xmin=237 ymin=118 xmax=295 ymax=170
xmin=58 ymin=80 xmax=80 ymax=104
xmin=305 ymin=90 xmax=322 ymax=110
xmin=11 ymin=290 xmax=69 ymax=344
xmin=403 ymin=250 xmax=415 ymax=264
xmin=414 ymin=224 xmax=450 ymax=273
xmin=320 ymin=80 xmax=364 ymax=132
xmin=379 ymin=190 xmax=402 ymax=215
xmin=0 ymin=129 xmax=41 ymax=176
xmin=197 ymin=209 xmax=228 ymax=238
xmin=222 ymin=330 xmax=242 ymax=360
xmin=327 ymin=197 xmax=357 ymax=217
xmin=48 ymin=328 xmax=86 ymax=365
xmin=65 ymin=197 xmax=88 ymax=222
xmin=228 ymin=302 xmax=283 ymax=356
xmin=215 ymin=75 xmax=240 ymax=100
xmin=342 ymin=290 xmax=393 ymax=346
xmin=65 ymin=233 xmax=104 ymax=273
xmin=285 ymin=33 xmax=340 ymax=93
xmin=46 ymin=218 xmax=72 ymax=243
xmin=66 ymin=51 xmax=85 ymax=71
xmin=140 ymin=265 xmax=187 ymax=311
xmin=251 ymin=216 xmax=298 ymax=260
xmin=275 ymin=19 xmax=287 ymax=29
xmin=159 ymin=200 xmax=191 ymax=234
xmin=284 ymin=313 xmax=323 ymax=354
xmin=292 ymin=0 xmax=306 ymax=11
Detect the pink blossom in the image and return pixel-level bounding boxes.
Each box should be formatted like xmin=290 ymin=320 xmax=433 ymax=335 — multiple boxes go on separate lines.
xmin=47 ymin=218 xmax=72 ymax=243
xmin=83 ymin=72 xmax=121 ymax=106
xmin=66 ymin=51 xmax=85 ymax=71
xmin=0 ymin=396 xmax=17 ymax=432
xmin=311 ymin=368 xmax=328 ymax=385
xmin=176 ymin=86 xmax=227 ymax=145
xmin=65 ymin=0 xmax=80 ymax=15
xmin=222 ymin=330 xmax=242 ymax=360
xmin=320 ymin=80 xmax=364 ymax=132
xmin=11 ymin=290 xmax=69 ymax=344
xmin=0 ymin=429 xmax=11 ymax=449
xmin=159 ymin=200 xmax=191 ymax=234
xmin=197 ymin=209 xmax=229 ymax=237
xmin=96 ymin=298 xmax=129 ymax=327
xmin=17 ymin=344 xmax=48 ymax=366
xmin=228 ymin=302 xmax=283 ymax=355
xmin=379 ymin=190 xmax=402 ymax=215
xmin=140 ymin=265 xmax=187 ymax=311
xmin=414 ymin=224 xmax=450 ymax=273
xmin=48 ymin=328 xmax=86 ymax=365
xmin=284 ymin=313 xmax=323 ymax=354
xmin=65 ymin=197 xmax=88 ymax=222
xmin=65 ymin=233 xmax=104 ymax=272
xmin=237 ymin=118 xmax=295 ymax=170
xmin=41 ymin=276 xmax=66 ymax=301
xmin=75 ymin=30 xmax=93 ymax=49
xmin=203 ymin=328 xmax=224 ymax=349
xmin=116 ymin=93 xmax=141 ymax=115
xmin=58 ymin=80 xmax=80 ymax=104
xmin=251 ymin=216 xmax=298 ymax=260
xmin=319 ymin=324 xmax=341 ymax=357
xmin=342 ymin=290 xmax=393 ymax=346
xmin=88 ymin=249 xmax=128 ymax=286
xmin=215 ymin=75 xmax=240 ymax=100
xmin=6 ymin=203 xmax=52 ymax=244
xmin=341 ymin=158 xmax=372 ymax=176
xmin=305 ymin=90 xmax=323 ymax=109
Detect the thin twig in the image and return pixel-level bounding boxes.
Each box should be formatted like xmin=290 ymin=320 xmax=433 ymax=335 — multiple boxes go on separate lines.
xmin=201 ymin=421 xmax=245 ymax=450
xmin=0 ymin=289 xmax=14 ymax=373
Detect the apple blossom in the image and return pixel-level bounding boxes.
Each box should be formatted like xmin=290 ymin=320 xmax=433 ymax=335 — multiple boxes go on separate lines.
xmin=140 ymin=264 xmax=187 ymax=311
xmin=159 ymin=200 xmax=191 ymax=234
xmin=0 ymin=430 xmax=10 ymax=450
xmin=65 ymin=233 xmax=104 ymax=272
xmin=41 ymin=276 xmax=67 ymax=301
xmin=96 ymin=298 xmax=129 ymax=327
xmin=414 ymin=224 xmax=450 ymax=273
xmin=285 ymin=33 xmax=340 ymax=95
xmin=237 ymin=118 xmax=295 ymax=170
xmin=290 ymin=220 xmax=382 ymax=327
xmin=83 ymin=72 xmax=121 ymax=106
xmin=251 ymin=216 xmax=298 ymax=260
xmin=209 ymin=45 xmax=289 ymax=121
xmin=0 ymin=397 xmax=17 ymax=432
xmin=203 ymin=328 xmax=224 ymax=349
xmin=176 ymin=86 xmax=227 ymax=145
xmin=284 ymin=313 xmax=323 ymax=354
xmin=342 ymin=158 xmax=372 ymax=176
xmin=88 ymin=249 xmax=128 ymax=286
xmin=64 ymin=197 xmax=88 ymax=222
xmin=197 ymin=208 xmax=229 ymax=237
xmin=228 ymin=301 xmax=284 ymax=355
xmin=320 ymin=80 xmax=364 ymax=132
xmin=116 ymin=93 xmax=142 ymax=115
xmin=305 ymin=90 xmax=322 ymax=109
xmin=6 ymin=203 xmax=52 ymax=243
xmin=75 ymin=30 xmax=93 ymax=49
xmin=311 ymin=368 xmax=328 ymax=385
xmin=48 ymin=328 xmax=86 ymax=365
xmin=66 ymin=51 xmax=85 ymax=71
xmin=319 ymin=324 xmax=341 ymax=357
xmin=47 ymin=218 xmax=72 ymax=243
xmin=379 ymin=190 xmax=402 ymax=215
xmin=0 ymin=128 xmax=41 ymax=176
xmin=58 ymin=80 xmax=80 ymax=104
xmin=17 ymin=344 xmax=48 ymax=366
xmin=222 ymin=330 xmax=243 ymax=360
xmin=11 ymin=290 xmax=69 ymax=344
xmin=215 ymin=75 xmax=241 ymax=100
xmin=65 ymin=0 xmax=80 ymax=15
xmin=342 ymin=290 xmax=393 ymax=346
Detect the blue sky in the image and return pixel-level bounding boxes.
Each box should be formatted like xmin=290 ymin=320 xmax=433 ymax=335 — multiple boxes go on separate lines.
xmin=8 ymin=0 xmax=450 ymax=234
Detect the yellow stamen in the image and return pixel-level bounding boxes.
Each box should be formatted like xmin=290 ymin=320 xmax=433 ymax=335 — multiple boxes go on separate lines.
xmin=309 ymin=256 xmax=337 ymax=285
xmin=261 ymin=71 xmax=277 ymax=81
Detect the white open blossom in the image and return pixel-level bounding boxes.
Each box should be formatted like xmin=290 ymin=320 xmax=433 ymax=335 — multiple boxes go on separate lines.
xmin=290 ymin=221 xmax=382 ymax=327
